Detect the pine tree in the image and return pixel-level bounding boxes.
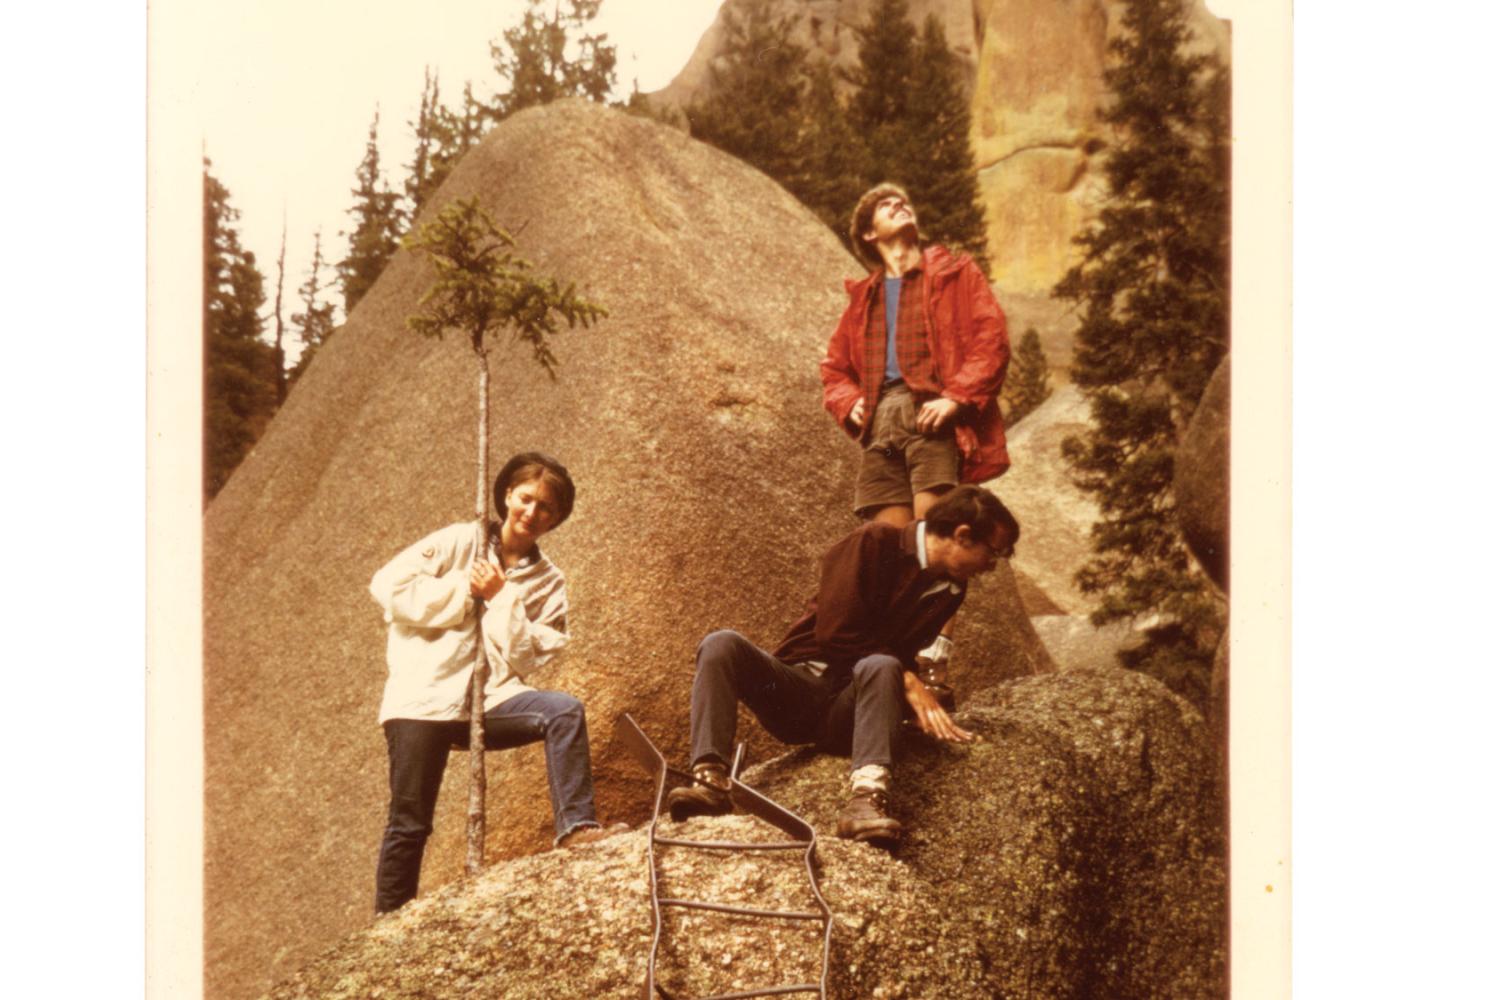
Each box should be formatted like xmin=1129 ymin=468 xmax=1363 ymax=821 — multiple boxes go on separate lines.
xmin=203 ymin=156 xmax=278 ymax=502
xmin=271 ymin=217 xmax=289 ymax=403
xmin=403 ymin=196 xmax=606 ymax=872
xmin=1000 ymin=328 xmax=1052 ymax=425
xmin=846 ymin=0 xmax=918 ymax=185
xmin=487 ymin=0 xmax=616 ymax=121
xmin=791 ymin=63 xmax=870 ymax=235
xmin=289 ymin=229 xmax=337 ymax=385
xmin=422 ymin=82 xmax=488 ymax=211
xmin=904 ymin=15 xmax=989 ymax=272
xmin=685 ymin=0 xmax=810 ymax=190
xmin=338 ymin=108 xmax=405 ymax=314
xmin=844 ymin=1 xmax=989 ymax=269
xmin=1052 ymin=0 xmax=1230 ymax=702
xmin=404 ymin=68 xmax=441 ymax=218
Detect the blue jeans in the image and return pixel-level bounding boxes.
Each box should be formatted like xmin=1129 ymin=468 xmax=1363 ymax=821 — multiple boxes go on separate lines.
xmin=688 ymin=629 xmax=905 ymax=773
xmin=375 ymin=689 xmax=600 ymax=913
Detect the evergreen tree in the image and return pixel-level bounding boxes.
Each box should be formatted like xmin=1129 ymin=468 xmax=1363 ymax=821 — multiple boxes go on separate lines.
xmin=1052 ymin=0 xmax=1230 ymax=702
xmin=487 ymin=0 xmax=616 ymax=121
xmin=289 ymin=229 xmax=337 ymax=385
xmin=1000 ymin=328 xmax=1052 ymax=425
xmin=203 ymin=156 xmax=278 ymax=502
xmin=271 ymin=217 xmax=288 ymax=403
xmin=422 ymin=82 xmax=488 ymax=211
xmin=791 ymin=63 xmax=870 ymax=235
xmin=338 ymin=108 xmax=405 ymax=314
xmin=404 ymin=68 xmax=441 ymax=218
xmin=845 ymin=1 xmax=989 ymax=270
xmin=686 ymin=0 xmax=810 ymax=191
xmin=905 ymin=15 xmax=989 ymax=272
xmin=403 ymin=196 xmax=606 ymax=872
xmin=846 ymin=0 xmax=918 ymax=184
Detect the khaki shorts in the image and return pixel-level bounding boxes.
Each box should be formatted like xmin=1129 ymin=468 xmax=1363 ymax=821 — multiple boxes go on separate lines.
xmin=853 ymin=383 xmax=959 ymax=516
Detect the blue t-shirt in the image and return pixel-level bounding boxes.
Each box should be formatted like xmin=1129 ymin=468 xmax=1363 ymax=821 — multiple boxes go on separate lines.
xmin=884 ymin=276 xmax=903 ymax=382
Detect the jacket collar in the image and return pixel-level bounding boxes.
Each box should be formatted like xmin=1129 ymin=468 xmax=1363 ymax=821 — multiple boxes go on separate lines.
xmin=844 ymin=244 xmax=963 ymax=297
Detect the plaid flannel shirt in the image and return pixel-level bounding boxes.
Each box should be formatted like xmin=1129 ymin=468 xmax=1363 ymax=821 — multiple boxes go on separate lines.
xmin=860 ymin=265 xmax=942 ymax=440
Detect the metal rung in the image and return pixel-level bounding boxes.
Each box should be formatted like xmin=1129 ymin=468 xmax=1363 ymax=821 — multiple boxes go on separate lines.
xmin=658 ymin=897 xmax=825 ymax=921
xmin=653 ymin=837 xmax=810 ymax=852
xmin=614 ymin=713 xmax=832 ymax=1000
xmin=693 ymin=984 xmax=822 ymax=1000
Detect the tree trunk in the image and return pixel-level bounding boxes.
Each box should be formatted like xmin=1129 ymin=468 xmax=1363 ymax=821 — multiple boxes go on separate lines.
xmin=466 ymin=346 xmax=490 ymax=875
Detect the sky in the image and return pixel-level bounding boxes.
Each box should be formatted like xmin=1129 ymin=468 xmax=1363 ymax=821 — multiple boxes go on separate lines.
xmin=189 ymin=0 xmax=724 ymax=334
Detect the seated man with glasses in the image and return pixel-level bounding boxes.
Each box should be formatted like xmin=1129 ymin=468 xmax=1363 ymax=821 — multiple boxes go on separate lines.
xmin=667 ymin=485 xmax=1019 ymax=847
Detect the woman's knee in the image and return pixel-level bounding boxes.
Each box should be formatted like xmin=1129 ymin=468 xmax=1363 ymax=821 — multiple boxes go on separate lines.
xmin=537 ymin=691 xmax=585 ymax=728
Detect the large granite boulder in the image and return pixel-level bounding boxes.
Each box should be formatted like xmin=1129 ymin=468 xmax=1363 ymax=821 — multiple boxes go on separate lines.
xmin=203 ymin=99 xmax=1049 ymax=1000
xmin=262 ymin=669 xmax=1225 ymax=1000
xmin=1174 ymin=357 xmax=1230 ymax=590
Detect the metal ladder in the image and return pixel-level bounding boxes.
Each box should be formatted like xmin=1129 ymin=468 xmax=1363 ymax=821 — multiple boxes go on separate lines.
xmin=614 ymin=714 xmax=833 ymax=1000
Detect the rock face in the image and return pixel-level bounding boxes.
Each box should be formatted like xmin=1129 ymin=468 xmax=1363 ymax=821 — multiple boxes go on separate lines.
xmin=989 ymin=383 xmax=1100 ymax=614
xmin=655 ymin=0 xmax=981 ymax=112
xmin=1174 ymin=357 xmax=1229 ymax=590
xmin=654 ymin=0 xmax=1229 ymax=296
xmin=263 ymin=669 xmax=1225 ymax=1000
xmin=203 ymin=99 xmax=1050 ymax=1000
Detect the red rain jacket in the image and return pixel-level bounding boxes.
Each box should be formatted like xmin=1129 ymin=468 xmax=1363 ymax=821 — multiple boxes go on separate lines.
xmin=820 ymin=245 xmax=1011 ymax=483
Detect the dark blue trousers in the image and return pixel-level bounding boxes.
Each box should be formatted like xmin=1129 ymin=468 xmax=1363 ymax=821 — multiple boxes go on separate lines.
xmin=375 ymin=689 xmax=599 ymax=913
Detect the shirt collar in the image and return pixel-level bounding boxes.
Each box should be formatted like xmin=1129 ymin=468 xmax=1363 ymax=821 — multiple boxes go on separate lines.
xmin=915 ymin=521 xmax=929 ymax=569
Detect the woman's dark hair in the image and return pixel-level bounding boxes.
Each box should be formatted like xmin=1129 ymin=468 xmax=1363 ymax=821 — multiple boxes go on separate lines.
xmin=924 ymin=485 xmax=1019 ymax=549
xmin=492 ymin=451 xmax=576 ymax=527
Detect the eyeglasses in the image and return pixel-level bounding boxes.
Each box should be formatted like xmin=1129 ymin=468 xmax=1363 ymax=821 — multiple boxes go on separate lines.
xmin=970 ymin=533 xmax=1014 ymax=561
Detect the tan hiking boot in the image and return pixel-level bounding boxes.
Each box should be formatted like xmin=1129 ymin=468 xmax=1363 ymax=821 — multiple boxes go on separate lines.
xmin=836 ymin=789 xmax=902 ymax=846
xmin=558 ymin=821 xmax=629 ymax=849
xmin=665 ymin=762 xmax=733 ymax=821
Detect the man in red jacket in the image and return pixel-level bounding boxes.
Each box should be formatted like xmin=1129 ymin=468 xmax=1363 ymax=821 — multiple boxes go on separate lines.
xmin=667 ymin=485 xmax=1019 ymax=847
xmin=819 ymin=183 xmax=1011 ymax=688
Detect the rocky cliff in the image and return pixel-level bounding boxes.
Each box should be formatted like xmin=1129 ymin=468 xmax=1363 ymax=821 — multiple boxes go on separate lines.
xmin=653 ymin=0 xmax=1229 ymax=296
xmin=203 ymin=99 xmax=1050 ymax=1000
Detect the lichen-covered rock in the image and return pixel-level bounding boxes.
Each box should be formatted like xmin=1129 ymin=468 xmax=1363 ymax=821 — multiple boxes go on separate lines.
xmin=1174 ymin=357 xmax=1230 ymax=590
xmin=204 ymin=98 xmax=1047 ymax=1000
xmin=754 ymin=668 xmax=1226 ymax=999
xmin=262 ymin=669 xmax=1224 ymax=1000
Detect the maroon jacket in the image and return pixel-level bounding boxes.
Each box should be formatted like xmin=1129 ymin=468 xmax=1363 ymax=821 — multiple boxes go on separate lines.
xmin=774 ymin=521 xmax=965 ymax=677
xmin=820 ymin=245 xmax=1012 ymax=482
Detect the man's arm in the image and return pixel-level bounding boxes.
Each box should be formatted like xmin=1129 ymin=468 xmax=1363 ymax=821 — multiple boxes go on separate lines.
xmin=939 ymin=261 xmax=1010 ymax=406
xmin=903 ymin=670 xmax=975 ymax=743
xmin=811 ymin=527 xmax=899 ymax=663
xmin=820 ymin=300 xmax=867 ymax=436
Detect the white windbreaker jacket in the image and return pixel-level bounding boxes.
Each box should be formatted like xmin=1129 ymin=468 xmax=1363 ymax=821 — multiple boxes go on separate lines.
xmin=369 ymin=522 xmax=569 ymax=724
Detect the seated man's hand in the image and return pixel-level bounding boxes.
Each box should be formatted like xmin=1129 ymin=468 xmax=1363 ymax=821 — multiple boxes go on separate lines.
xmin=903 ymin=670 xmax=975 ymax=743
xmin=469 ymin=559 xmax=504 ymax=601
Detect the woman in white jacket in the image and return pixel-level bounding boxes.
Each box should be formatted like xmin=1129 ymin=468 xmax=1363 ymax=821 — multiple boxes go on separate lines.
xmin=369 ymin=452 xmax=620 ymax=913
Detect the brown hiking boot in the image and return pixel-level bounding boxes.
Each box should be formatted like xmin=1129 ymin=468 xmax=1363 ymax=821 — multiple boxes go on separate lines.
xmin=558 ymin=822 xmax=629 ymax=850
xmin=836 ymin=789 xmax=902 ymax=846
xmin=666 ymin=762 xmax=733 ymax=821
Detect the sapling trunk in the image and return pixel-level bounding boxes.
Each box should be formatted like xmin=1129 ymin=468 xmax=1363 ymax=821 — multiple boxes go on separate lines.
xmin=466 ymin=344 xmax=490 ymax=875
